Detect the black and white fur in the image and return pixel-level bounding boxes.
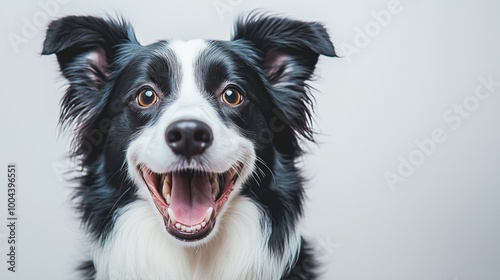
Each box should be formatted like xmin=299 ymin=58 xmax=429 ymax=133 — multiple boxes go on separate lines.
xmin=42 ymin=13 xmax=336 ymax=280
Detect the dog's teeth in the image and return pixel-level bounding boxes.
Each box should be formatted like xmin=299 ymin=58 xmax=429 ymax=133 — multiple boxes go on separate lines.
xmin=204 ymin=207 xmax=213 ymax=223
xmin=175 ymin=223 xmax=181 ymax=229
xmin=201 ymin=221 xmax=206 ymax=227
xmin=162 ymin=175 xmax=171 ymax=199
xmin=166 ymin=194 xmax=171 ymax=204
xmin=195 ymin=225 xmax=201 ymax=231
xmin=181 ymin=225 xmax=187 ymax=231
xmin=186 ymin=227 xmax=192 ymax=233
xmin=211 ymin=178 xmax=219 ymax=200
xmin=167 ymin=208 xmax=176 ymax=224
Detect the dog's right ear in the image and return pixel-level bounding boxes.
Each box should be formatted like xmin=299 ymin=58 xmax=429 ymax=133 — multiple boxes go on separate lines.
xmin=42 ymin=16 xmax=139 ymax=157
xmin=42 ymin=16 xmax=138 ymax=90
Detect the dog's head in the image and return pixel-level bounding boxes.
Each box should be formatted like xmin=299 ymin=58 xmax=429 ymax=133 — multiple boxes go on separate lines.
xmin=43 ymin=13 xmax=335 ymax=244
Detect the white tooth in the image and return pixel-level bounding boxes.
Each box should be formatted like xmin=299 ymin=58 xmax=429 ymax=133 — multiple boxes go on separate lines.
xmin=195 ymin=225 xmax=201 ymax=231
xmin=181 ymin=225 xmax=187 ymax=232
xmin=167 ymin=208 xmax=176 ymax=224
xmin=211 ymin=178 xmax=219 ymax=199
xmin=166 ymin=194 xmax=171 ymax=204
xmin=201 ymin=222 xmax=206 ymax=227
xmin=175 ymin=223 xmax=181 ymax=229
xmin=186 ymin=227 xmax=192 ymax=233
xmin=162 ymin=175 xmax=171 ymax=198
xmin=204 ymin=207 xmax=213 ymax=223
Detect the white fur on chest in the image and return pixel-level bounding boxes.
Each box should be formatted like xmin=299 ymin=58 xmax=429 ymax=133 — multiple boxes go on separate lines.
xmin=92 ymin=196 xmax=299 ymax=280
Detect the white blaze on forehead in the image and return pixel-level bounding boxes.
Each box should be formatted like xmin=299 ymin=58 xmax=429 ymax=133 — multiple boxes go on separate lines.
xmin=169 ymin=39 xmax=207 ymax=104
xmin=164 ymin=39 xmax=218 ymax=133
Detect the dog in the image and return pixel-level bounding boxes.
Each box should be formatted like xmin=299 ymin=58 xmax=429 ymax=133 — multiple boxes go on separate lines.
xmin=42 ymin=12 xmax=336 ymax=280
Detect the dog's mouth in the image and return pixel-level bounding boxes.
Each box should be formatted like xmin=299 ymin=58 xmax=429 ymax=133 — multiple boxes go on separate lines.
xmin=140 ymin=164 xmax=241 ymax=241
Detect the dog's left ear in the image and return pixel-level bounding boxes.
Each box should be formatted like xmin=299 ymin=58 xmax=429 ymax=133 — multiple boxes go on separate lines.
xmin=232 ymin=14 xmax=336 ymax=141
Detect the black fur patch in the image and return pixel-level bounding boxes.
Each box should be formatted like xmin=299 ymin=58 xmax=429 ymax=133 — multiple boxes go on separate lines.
xmin=77 ymin=260 xmax=96 ymax=280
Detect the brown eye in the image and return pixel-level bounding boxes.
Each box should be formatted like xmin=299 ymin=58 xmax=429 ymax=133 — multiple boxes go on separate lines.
xmin=221 ymin=87 xmax=243 ymax=106
xmin=136 ymin=88 xmax=158 ymax=107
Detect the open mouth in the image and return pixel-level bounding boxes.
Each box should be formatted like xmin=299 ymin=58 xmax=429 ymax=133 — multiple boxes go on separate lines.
xmin=140 ymin=164 xmax=241 ymax=241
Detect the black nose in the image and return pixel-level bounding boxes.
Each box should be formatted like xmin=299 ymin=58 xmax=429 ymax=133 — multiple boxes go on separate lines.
xmin=165 ymin=120 xmax=213 ymax=157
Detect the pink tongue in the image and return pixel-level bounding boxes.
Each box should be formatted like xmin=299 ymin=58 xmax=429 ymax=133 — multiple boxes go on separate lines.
xmin=170 ymin=172 xmax=214 ymax=226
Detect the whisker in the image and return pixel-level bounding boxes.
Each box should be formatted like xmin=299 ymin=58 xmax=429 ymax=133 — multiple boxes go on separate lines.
xmin=255 ymin=155 xmax=275 ymax=183
xmin=103 ymin=186 xmax=133 ymax=223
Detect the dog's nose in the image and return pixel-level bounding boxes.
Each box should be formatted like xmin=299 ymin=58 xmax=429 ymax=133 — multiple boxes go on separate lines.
xmin=165 ymin=120 xmax=213 ymax=157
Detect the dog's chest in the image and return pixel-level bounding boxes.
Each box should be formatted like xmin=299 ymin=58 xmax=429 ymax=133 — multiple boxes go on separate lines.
xmin=91 ymin=198 xmax=291 ymax=280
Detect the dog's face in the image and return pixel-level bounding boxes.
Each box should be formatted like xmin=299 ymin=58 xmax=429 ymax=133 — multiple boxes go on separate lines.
xmin=124 ymin=39 xmax=265 ymax=242
xmin=43 ymin=14 xmax=335 ymax=245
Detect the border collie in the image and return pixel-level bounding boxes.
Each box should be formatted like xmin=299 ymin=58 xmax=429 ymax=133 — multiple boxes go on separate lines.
xmin=42 ymin=12 xmax=336 ymax=280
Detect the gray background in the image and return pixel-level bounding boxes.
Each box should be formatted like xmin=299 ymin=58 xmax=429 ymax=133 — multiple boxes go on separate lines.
xmin=1 ymin=0 xmax=500 ymax=279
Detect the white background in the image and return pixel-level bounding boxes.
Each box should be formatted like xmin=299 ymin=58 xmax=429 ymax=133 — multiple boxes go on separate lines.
xmin=1 ymin=0 xmax=500 ymax=279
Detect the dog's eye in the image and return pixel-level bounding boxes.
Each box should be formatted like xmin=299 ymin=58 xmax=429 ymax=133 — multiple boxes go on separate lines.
xmin=136 ymin=88 xmax=158 ymax=107
xmin=221 ymin=87 xmax=243 ymax=106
